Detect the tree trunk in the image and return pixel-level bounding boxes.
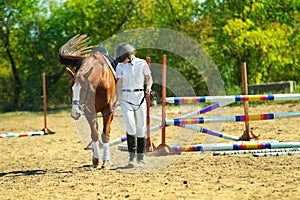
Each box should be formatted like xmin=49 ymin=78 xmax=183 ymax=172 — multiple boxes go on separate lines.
xmin=7 ymin=48 xmax=21 ymax=110
xmin=3 ymin=29 xmax=21 ymax=110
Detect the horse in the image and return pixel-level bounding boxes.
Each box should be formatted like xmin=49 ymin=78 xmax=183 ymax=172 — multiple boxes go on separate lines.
xmin=59 ymin=35 xmax=116 ymax=168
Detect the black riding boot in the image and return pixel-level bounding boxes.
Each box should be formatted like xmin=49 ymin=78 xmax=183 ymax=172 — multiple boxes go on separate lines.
xmin=137 ymin=137 xmax=146 ymax=165
xmin=126 ymin=133 xmax=136 ymax=165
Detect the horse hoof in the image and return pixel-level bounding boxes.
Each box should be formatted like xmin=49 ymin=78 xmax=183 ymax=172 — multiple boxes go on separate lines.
xmin=101 ymin=161 xmax=110 ymax=169
xmin=92 ymin=157 xmax=100 ymax=168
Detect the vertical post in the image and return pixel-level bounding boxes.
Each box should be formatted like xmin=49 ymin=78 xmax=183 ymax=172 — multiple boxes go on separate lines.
xmin=146 ymin=57 xmax=156 ymax=152
xmin=147 ymin=54 xmax=179 ymax=156
xmin=42 ymin=73 xmax=54 ymax=134
xmin=241 ymin=62 xmax=250 ymax=140
xmin=146 ymin=57 xmax=151 ymax=139
xmin=43 ymin=73 xmax=47 ymax=131
xmin=161 ymin=54 xmax=167 ymax=145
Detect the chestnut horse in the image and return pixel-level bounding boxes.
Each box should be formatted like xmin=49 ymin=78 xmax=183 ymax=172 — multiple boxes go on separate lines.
xmin=59 ymin=35 xmax=115 ymax=168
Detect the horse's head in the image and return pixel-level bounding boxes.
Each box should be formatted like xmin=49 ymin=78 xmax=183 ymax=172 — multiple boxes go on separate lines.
xmin=70 ymin=68 xmax=95 ymax=120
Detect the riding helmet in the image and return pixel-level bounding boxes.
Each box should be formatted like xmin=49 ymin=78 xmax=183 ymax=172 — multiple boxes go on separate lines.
xmin=115 ymin=43 xmax=134 ymax=63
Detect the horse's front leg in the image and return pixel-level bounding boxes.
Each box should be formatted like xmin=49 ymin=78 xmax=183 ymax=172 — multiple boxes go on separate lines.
xmin=101 ymin=110 xmax=114 ymax=168
xmin=87 ymin=117 xmax=101 ymax=168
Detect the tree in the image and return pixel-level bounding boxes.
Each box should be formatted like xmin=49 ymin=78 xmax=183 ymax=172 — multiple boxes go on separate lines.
xmin=1 ymin=0 xmax=299 ymax=111
xmin=202 ymin=0 xmax=300 ymax=93
xmin=0 ymin=0 xmax=47 ymax=110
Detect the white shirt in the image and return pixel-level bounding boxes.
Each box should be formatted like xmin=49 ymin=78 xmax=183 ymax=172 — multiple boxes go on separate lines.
xmin=116 ymin=57 xmax=151 ymax=90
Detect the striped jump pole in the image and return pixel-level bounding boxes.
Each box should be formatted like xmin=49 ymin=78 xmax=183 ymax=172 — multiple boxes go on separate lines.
xmin=84 ymin=136 xmax=128 ymax=150
xmin=0 ymin=131 xmax=45 ymax=138
xmin=165 ymin=101 xmax=233 ymax=118
xmin=167 ymin=111 xmax=300 ymax=125
xmin=166 ymin=109 xmax=195 ymax=115
xmin=180 ymin=124 xmax=240 ymax=141
xmin=213 ymin=147 xmax=300 ymax=156
xmin=109 ymin=136 xmax=127 ymax=146
xmin=84 ymin=124 xmax=163 ymax=150
xmin=150 ymin=115 xmax=239 ymax=141
xmin=170 ymin=141 xmax=300 ymax=152
xmin=252 ymin=150 xmax=300 ymax=157
xmin=166 ymin=94 xmax=300 ymax=104
xmin=119 ymin=144 xmax=300 ymax=156
xmin=150 ymin=101 xmax=231 ymax=121
xmin=110 ymin=124 xmax=162 ymax=146
xmin=152 ymin=113 xmax=239 ymax=141
xmin=180 ymin=101 xmax=233 ymax=118
xmin=150 ymin=102 xmax=230 ymax=121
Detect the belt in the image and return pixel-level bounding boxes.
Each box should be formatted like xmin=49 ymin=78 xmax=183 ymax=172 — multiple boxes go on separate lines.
xmin=122 ymin=89 xmax=144 ymax=92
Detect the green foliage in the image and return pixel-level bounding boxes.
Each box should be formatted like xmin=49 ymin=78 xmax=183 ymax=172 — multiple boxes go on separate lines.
xmin=0 ymin=0 xmax=299 ymax=111
xmin=203 ymin=0 xmax=300 ymax=90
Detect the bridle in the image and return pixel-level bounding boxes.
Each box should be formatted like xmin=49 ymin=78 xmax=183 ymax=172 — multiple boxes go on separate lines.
xmin=72 ymin=76 xmax=94 ymax=116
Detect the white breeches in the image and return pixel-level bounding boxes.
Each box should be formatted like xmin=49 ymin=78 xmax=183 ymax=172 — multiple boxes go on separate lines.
xmin=120 ymin=96 xmax=147 ymax=138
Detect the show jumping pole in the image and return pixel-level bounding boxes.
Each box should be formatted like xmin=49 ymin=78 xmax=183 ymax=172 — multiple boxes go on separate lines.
xmin=170 ymin=141 xmax=300 ymax=152
xmin=167 ymin=111 xmax=300 ymax=125
xmin=166 ymin=94 xmax=300 ymax=104
xmin=0 ymin=131 xmax=45 ymax=138
xmin=119 ymin=141 xmax=300 ymax=154
xmin=180 ymin=124 xmax=240 ymax=141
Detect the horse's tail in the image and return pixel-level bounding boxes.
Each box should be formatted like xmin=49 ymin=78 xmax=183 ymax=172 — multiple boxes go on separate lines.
xmin=59 ymin=34 xmax=94 ymax=67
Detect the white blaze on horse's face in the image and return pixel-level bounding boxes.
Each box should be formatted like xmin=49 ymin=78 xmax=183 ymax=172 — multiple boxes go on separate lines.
xmin=71 ymin=80 xmax=82 ymax=120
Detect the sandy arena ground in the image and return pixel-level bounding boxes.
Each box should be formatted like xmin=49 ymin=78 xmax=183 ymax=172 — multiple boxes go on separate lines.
xmin=0 ymin=103 xmax=299 ymax=200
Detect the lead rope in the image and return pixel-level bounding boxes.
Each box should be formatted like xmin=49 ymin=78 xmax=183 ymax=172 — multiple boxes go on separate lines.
xmin=120 ymin=91 xmax=153 ymax=112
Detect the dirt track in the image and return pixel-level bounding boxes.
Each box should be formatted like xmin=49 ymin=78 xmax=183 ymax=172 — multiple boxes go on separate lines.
xmin=0 ymin=103 xmax=299 ymax=200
